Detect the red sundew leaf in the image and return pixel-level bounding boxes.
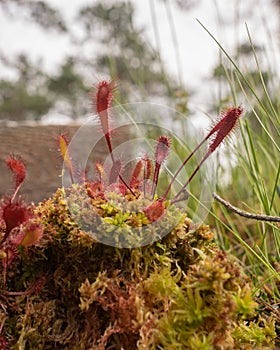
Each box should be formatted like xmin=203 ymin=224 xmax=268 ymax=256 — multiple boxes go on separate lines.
xmin=152 ymin=136 xmax=171 ymax=198
xmin=143 ymin=154 xmax=152 ymax=180
xmin=2 ymin=200 xmax=30 ymax=234
xmin=95 ymin=80 xmax=115 ymax=113
xmin=86 ymin=181 xmax=104 ymax=199
xmin=6 ymin=156 xmax=26 ymax=189
xmin=138 ymin=155 xmax=152 ymax=197
xmin=91 ymin=80 xmax=135 ymax=196
xmin=2 ymin=245 xmax=18 ymax=267
xmin=171 ymin=106 xmax=244 ymax=202
xmin=16 ymin=221 xmax=44 ymax=247
xmin=144 ymin=201 xmax=165 ymax=223
xmin=155 ymin=136 xmax=171 ymax=165
xmin=130 ymin=160 xmax=143 ymax=187
xmin=208 ymin=106 xmax=243 ymax=154
xmin=92 ymin=80 xmax=127 ymax=195
xmin=58 ymin=133 xmax=74 ymax=184
xmin=91 ymin=80 xmax=116 ymax=140
xmin=95 ymin=162 xmax=106 ymax=183
xmin=210 ymin=106 xmax=243 ymax=135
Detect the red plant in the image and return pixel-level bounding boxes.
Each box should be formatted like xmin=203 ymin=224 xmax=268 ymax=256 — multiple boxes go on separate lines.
xmin=144 ymin=200 xmax=165 ymax=223
xmin=6 ymin=156 xmax=26 ymax=202
xmin=59 ymin=81 xmax=243 ymax=222
xmin=91 ymin=80 xmax=135 ymax=195
xmin=142 ymin=154 xmax=152 ymax=181
xmin=0 ymin=157 xmax=43 ymax=273
xmin=58 ymin=133 xmax=74 ymax=184
xmin=0 ymin=336 xmax=8 ymax=350
xmin=93 ymin=80 xmax=115 ymax=153
xmin=12 ymin=221 xmax=43 ymax=247
xmin=151 ymin=136 xmax=171 ymax=198
xmin=162 ymin=106 xmax=243 ymax=200
xmin=95 ymin=80 xmax=115 ymax=112
xmin=95 ymin=162 xmax=106 ymax=183
xmin=109 ymin=159 xmax=123 ymax=184
xmin=1 ymin=156 xmax=30 ymax=245
xmin=208 ymin=106 xmax=243 ymax=153
xmin=1 ymin=199 xmax=30 ymax=235
xmin=142 ymin=154 xmax=153 ymax=197
xmin=130 ymin=160 xmax=143 ymax=188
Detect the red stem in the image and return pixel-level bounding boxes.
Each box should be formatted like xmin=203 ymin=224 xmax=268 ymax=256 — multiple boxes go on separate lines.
xmin=161 ymin=137 xmax=207 ymax=200
xmin=151 ymin=163 xmax=161 ymax=199
xmin=104 ymin=132 xmax=136 ymax=196
xmin=10 ymin=185 xmax=21 ymax=203
xmin=172 ymin=151 xmax=210 ymax=202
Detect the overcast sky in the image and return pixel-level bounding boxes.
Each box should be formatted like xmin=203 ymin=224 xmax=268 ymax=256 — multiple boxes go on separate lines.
xmin=0 ymin=0 xmax=279 ymax=110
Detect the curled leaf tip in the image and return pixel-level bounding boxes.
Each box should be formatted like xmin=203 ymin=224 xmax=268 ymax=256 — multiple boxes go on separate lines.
xmin=155 ymin=136 xmax=171 ymax=165
xmin=208 ymin=106 xmax=243 ymax=153
xmin=6 ymin=156 xmax=26 ymax=189
xmin=95 ymin=80 xmax=115 ymax=113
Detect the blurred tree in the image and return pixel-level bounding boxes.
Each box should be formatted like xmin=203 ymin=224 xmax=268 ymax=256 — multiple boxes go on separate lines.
xmin=0 ymin=0 xmax=67 ymax=32
xmin=0 ymin=0 xmax=186 ymax=121
xmin=47 ymin=58 xmax=89 ymax=118
xmin=0 ymin=0 xmax=69 ymax=120
xmin=0 ymin=54 xmax=51 ymax=120
xmin=76 ymin=1 xmax=176 ymax=101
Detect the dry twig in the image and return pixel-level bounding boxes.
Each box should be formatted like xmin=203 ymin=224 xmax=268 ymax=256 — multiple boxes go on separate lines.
xmin=213 ymin=193 xmax=280 ymax=223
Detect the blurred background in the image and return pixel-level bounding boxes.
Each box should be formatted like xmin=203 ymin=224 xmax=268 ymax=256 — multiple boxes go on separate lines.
xmin=0 ymin=0 xmax=279 ymax=122
xmin=0 ymin=0 xmax=280 ymax=202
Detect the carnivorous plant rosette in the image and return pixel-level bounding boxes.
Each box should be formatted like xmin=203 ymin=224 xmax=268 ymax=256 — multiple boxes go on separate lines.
xmin=59 ymin=80 xmax=243 ymax=248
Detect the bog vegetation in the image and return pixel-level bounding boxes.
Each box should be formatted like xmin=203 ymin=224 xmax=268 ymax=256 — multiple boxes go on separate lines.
xmin=0 ymin=79 xmax=278 ymax=349
xmin=0 ymin=0 xmax=279 ymax=348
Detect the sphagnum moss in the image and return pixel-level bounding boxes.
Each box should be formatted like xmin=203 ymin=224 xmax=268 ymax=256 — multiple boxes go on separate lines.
xmin=0 ymin=80 xmax=278 ymax=349
xmin=0 ymin=184 xmax=276 ymax=349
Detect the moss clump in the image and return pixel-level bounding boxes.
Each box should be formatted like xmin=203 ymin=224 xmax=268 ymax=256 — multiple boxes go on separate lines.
xmin=0 ymin=185 xmax=277 ymax=349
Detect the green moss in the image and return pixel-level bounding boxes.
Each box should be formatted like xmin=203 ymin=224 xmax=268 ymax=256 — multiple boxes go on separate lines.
xmin=232 ymin=318 xmax=276 ymax=347
xmin=0 ymin=185 xmax=278 ymax=349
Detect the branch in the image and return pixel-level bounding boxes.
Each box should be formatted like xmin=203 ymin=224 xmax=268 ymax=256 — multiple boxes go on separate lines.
xmin=213 ymin=193 xmax=280 ymax=223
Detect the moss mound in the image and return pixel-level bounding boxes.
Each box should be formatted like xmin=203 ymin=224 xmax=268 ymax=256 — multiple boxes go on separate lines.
xmin=1 ymin=186 xmax=277 ymax=349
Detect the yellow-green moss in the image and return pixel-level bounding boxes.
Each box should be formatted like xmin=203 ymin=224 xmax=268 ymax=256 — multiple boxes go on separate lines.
xmin=0 ymin=185 xmax=278 ymax=349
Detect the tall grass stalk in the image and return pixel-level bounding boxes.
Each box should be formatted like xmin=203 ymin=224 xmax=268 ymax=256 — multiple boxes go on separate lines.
xmin=197 ymin=20 xmax=280 ymax=300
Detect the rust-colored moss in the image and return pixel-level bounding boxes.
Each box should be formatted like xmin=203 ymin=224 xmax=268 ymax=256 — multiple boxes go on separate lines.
xmin=0 ymin=185 xmax=277 ymax=349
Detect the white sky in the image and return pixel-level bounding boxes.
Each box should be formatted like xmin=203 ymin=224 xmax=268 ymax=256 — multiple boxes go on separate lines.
xmin=0 ymin=0 xmax=279 ymax=110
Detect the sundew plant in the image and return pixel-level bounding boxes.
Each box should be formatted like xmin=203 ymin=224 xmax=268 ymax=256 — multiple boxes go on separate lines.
xmin=0 ymin=77 xmax=278 ymax=348
xmin=56 ymin=80 xmax=243 ymax=248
